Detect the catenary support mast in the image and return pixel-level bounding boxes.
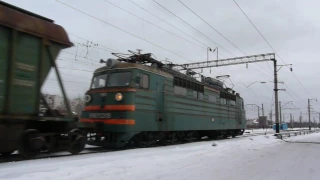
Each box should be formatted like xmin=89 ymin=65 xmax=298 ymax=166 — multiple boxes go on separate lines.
xmin=172 ymin=53 xmax=281 ymax=133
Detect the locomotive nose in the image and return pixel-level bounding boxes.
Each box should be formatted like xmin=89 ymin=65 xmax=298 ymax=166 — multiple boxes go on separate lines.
xmin=80 ymin=88 xmax=136 ymax=126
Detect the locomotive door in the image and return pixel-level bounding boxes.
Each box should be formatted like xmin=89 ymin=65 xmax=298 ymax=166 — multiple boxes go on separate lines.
xmin=155 ymin=78 xmax=165 ymax=131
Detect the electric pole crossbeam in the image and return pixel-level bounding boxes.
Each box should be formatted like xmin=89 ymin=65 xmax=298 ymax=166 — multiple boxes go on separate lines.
xmin=173 ymin=53 xmax=275 ymax=70
xmin=171 ymin=52 xmax=283 ymax=133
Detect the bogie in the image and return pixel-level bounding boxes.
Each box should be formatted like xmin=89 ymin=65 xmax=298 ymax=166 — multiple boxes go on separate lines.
xmin=68 ymin=129 xmax=87 ymax=155
xmin=18 ymin=129 xmax=42 ymax=159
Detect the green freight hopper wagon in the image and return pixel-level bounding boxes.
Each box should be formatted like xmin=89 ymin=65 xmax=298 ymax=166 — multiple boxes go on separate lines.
xmin=80 ymin=51 xmax=246 ymax=148
xmin=0 ymin=2 xmax=85 ymax=158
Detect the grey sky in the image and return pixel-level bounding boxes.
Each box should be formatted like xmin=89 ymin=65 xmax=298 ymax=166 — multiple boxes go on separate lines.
xmin=5 ymin=0 xmax=320 ymax=121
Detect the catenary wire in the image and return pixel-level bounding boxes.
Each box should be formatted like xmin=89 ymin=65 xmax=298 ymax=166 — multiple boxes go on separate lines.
xmin=56 ymin=0 xmax=194 ymax=63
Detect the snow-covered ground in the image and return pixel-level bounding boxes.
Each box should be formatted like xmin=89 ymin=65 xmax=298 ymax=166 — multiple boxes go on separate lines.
xmin=244 ymin=127 xmax=313 ymax=134
xmin=0 ymin=132 xmax=319 ymax=180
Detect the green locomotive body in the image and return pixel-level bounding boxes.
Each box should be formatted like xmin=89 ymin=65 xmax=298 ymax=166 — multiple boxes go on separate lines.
xmin=81 ymin=52 xmax=246 ymax=148
xmin=0 ymin=1 xmax=85 ymax=158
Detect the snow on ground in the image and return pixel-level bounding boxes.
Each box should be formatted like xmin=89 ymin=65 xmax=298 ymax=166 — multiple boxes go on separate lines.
xmin=244 ymin=127 xmax=313 ymax=134
xmin=285 ymin=132 xmax=320 ymax=142
xmin=0 ymin=132 xmax=319 ymax=180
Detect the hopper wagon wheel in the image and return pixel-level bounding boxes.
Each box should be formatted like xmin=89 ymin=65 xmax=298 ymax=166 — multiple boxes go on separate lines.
xmin=68 ymin=129 xmax=87 ymax=155
xmin=18 ymin=129 xmax=44 ymax=159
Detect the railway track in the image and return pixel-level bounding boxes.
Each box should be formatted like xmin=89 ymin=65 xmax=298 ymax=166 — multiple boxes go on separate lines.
xmin=0 ymin=129 xmax=312 ymax=163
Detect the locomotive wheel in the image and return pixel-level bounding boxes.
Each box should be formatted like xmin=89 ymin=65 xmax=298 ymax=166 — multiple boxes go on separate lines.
xmin=223 ymin=135 xmax=229 ymax=139
xmin=185 ymin=131 xmax=194 ymax=142
xmin=170 ymin=132 xmax=178 ymax=144
xmin=68 ymin=129 xmax=86 ymax=155
xmin=158 ymin=133 xmax=168 ymax=146
xmin=134 ymin=132 xmax=152 ymax=148
xmin=137 ymin=133 xmax=149 ymax=148
xmin=177 ymin=132 xmax=185 ymax=142
xmin=0 ymin=151 xmax=14 ymax=156
xmin=195 ymin=132 xmax=202 ymax=140
xmin=208 ymin=131 xmax=217 ymax=140
xmin=167 ymin=132 xmax=178 ymax=145
xmin=18 ymin=129 xmax=43 ymax=159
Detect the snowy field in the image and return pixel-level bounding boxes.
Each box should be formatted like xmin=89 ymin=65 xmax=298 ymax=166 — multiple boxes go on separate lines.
xmin=244 ymin=127 xmax=313 ymax=134
xmin=0 ymin=132 xmax=320 ymax=180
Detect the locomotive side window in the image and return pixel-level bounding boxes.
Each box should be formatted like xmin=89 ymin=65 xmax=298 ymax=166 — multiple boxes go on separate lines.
xmin=107 ymin=72 xmax=131 ymax=87
xmin=198 ymin=92 xmax=203 ymax=100
xmin=174 ymin=86 xmax=187 ymax=96
xmin=208 ymin=95 xmax=216 ymax=102
xmin=173 ymin=76 xmax=204 ymax=93
xmin=91 ymin=74 xmax=107 ymax=89
xmin=142 ymin=74 xmax=149 ymax=89
xmin=193 ymin=91 xmax=197 ymax=98
xmin=220 ymin=98 xmax=227 ymax=104
xmin=137 ymin=73 xmax=149 ymax=89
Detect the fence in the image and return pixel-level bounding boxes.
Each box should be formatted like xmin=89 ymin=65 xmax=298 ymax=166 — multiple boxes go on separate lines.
xmin=276 ymin=129 xmax=320 ymax=139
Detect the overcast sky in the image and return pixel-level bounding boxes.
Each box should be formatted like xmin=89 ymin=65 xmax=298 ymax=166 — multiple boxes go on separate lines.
xmin=4 ymin=0 xmax=320 ymax=121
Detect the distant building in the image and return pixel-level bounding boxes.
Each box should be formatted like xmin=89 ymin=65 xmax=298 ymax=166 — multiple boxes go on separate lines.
xmin=70 ymin=97 xmax=85 ymax=118
xmin=70 ymin=98 xmax=81 ymax=112
xmin=246 ymin=118 xmax=258 ymax=126
xmin=42 ymin=94 xmax=64 ymax=109
xmin=40 ymin=94 xmax=84 ymax=118
xmin=258 ymin=116 xmax=267 ymax=127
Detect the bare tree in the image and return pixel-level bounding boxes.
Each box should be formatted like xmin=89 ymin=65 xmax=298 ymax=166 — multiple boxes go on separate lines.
xmin=73 ymin=95 xmax=85 ymax=119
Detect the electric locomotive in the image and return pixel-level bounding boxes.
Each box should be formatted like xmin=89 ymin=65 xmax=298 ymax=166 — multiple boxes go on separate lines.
xmin=81 ymin=50 xmax=246 ymax=148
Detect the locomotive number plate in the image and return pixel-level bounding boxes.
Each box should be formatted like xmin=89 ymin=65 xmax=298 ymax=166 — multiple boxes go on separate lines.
xmin=89 ymin=113 xmax=111 ymax=119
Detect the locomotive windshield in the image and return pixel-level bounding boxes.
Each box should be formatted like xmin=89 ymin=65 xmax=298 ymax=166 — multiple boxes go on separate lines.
xmin=91 ymin=72 xmax=131 ymax=89
xmin=91 ymin=74 xmax=107 ymax=89
xmin=107 ymin=72 xmax=131 ymax=87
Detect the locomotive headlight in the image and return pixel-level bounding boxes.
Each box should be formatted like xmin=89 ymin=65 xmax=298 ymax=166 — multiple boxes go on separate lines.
xmin=85 ymin=94 xmax=92 ymax=103
xmin=115 ymin=93 xmax=123 ymax=101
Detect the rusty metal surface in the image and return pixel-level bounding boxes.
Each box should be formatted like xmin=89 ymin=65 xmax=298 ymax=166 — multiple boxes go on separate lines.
xmin=0 ymin=2 xmax=72 ymax=47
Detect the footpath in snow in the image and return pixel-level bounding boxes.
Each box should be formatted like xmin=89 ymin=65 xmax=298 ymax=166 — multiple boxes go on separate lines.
xmin=0 ymin=132 xmax=319 ymax=180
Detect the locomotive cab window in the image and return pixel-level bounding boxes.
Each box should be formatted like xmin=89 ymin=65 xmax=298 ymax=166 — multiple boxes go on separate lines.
xmin=136 ymin=73 xmax=149 ymax=89
xmin=107 ymin=72 xmax=131 ymax=87
xmin=91 ymin=74 xmax=107 ymax=89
